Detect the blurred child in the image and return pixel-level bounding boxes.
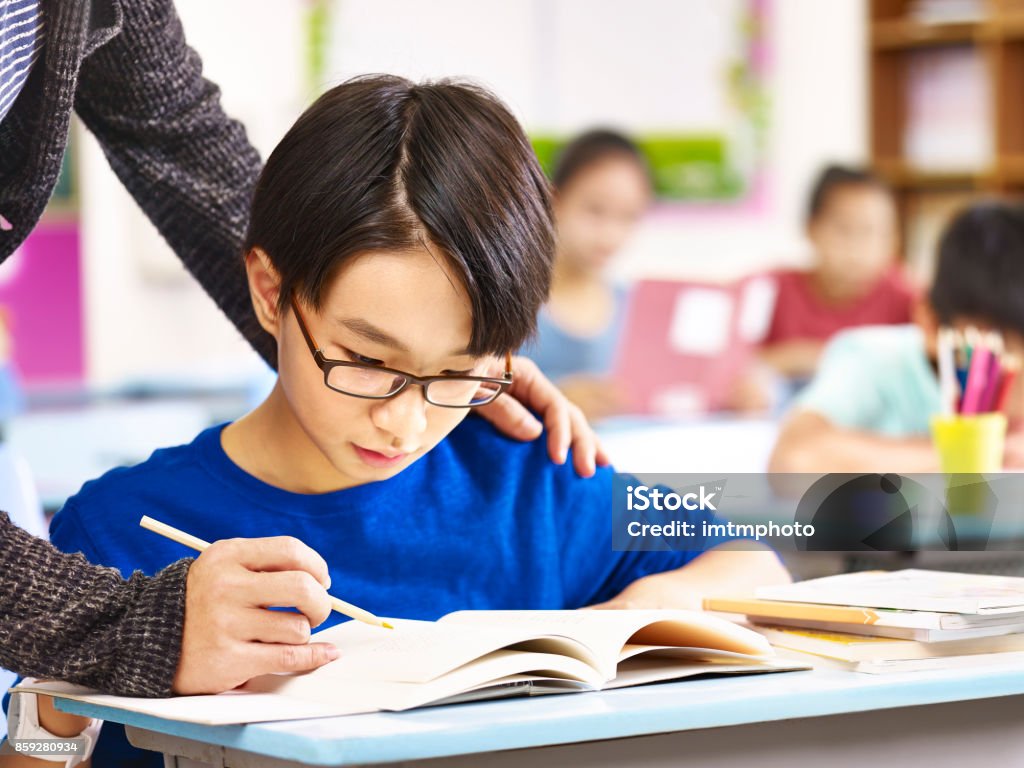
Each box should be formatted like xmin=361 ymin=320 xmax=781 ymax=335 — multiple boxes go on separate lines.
xmin=770 ymin=202 xmax=1024 ymax=473
xmin=761 ymin=165 xmax=913 ymax=381
xmin=527 ymin=130 xmax=652 ymax=420
xmin=21 ymin=77 xmax=788 ymax=767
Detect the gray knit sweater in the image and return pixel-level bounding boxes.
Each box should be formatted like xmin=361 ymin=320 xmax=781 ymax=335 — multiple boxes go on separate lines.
xmin=0 ymin=0 xmax=270 ymax=696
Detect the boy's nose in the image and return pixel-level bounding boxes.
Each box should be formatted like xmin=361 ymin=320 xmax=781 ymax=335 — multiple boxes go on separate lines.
xmin=371 ymin=387 xmax=428 ymax=448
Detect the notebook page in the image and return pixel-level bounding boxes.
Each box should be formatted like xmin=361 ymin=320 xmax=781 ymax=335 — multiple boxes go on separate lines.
xmin=247 ymin=648 xmax=604 ymax=711
xmin=440 ymin=610 xmax=772 ymax=680
xmin=304 ymin=618 xmax=594 ymax=684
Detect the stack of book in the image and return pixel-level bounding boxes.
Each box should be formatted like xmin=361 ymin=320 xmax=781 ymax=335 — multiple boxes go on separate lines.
xmin=705 ymin=569 xmax=1024 ymax=674
xmin=907 ymin=0 xmax=986 ymax=24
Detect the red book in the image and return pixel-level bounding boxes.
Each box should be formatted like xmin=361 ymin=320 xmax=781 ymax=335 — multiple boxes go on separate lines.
xmin=612 ymin=276 xmax=777 ymax=415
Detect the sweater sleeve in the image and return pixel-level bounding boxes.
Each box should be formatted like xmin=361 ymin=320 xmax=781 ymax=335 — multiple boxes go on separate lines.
xmin=71 ymin=0 xmax=275 ymax=367
xmin=0 ymin=511 xmax=190 ymax=697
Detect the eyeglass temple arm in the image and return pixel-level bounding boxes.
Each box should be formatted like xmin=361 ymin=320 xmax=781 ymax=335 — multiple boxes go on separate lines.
xmin=291 ymin=300 xmax=323 ymax=357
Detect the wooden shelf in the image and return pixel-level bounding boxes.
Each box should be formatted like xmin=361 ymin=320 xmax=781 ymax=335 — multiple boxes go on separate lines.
xmin=869 ymin=1 xmax=1024 ymax=266
xmin=996 ymin=12 xmax=1024 ymax=37
xmin=871 ymin=13 xmax=1024 ymax=49
xmin=873 ymin=160 xmax=995 ymax=189
xmin=871 ymin=19 xmax=983 ymax=49
xmin=998 ymin=154 xmax=1024 ymax=182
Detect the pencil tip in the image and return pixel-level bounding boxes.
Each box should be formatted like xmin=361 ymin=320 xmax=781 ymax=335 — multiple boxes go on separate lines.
xmin=382 ymin=622 xmax=394 ymax=629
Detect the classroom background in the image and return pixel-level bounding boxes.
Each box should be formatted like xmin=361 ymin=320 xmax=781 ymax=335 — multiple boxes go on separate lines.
xmin=0 ymin=0 xmax=1017 ymax=545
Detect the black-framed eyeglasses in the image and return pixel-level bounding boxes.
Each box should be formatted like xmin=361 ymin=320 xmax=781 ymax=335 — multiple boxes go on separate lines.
xmin=291 ymin=299 xmax=513 ymax=408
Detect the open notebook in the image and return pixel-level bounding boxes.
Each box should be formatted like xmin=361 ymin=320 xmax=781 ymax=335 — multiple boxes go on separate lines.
xmin=16 ymin=610 xmax=802 ymax=725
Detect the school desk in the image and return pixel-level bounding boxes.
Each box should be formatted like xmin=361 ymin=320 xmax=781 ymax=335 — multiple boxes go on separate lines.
xmin=596 ymin=414 xmax=780 ymax=473
xmin=56 ymin=659 xmax=1024 ymax=767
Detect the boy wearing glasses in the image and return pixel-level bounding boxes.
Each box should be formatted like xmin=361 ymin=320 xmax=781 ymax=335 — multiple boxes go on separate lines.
xmin=25 ymin=76 xmax=788 ymax=766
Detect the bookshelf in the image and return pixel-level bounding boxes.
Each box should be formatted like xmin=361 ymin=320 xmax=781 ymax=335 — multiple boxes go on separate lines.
xmin=869 ymin=0 xmax=1024 ymax=276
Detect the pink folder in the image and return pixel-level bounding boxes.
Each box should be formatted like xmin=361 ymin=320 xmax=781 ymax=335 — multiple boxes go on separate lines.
xmin=612 ymin=275 xmax=777 ymax=416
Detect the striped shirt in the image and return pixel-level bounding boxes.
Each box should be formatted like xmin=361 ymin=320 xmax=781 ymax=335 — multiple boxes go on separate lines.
xmin=0 ymin=0 xmax=44 ymax=125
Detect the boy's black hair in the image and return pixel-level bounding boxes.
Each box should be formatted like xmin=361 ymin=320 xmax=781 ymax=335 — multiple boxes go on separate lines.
xmin=806 ymin=164 xmax=891 ymax=223
xmin=551 ymin=129 xmax=650 ymax=191
xmin=930 ymin=202 xmax=1024 ymax=333
xmin=244 ymin=74 xmax=554 ymax=356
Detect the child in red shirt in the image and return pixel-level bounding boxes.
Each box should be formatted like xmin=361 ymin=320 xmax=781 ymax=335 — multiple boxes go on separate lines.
xmin=762 ymin=165 xmax=914 ymax=380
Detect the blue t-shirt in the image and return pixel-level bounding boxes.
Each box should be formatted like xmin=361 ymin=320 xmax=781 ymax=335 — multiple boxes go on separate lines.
xmin=794 ymin=325 xmax=941 ymax=437
xmin=524 ymin=284 xmax=629 ymax=382
xmin=38 ymin=415 xmax=734 ymax=767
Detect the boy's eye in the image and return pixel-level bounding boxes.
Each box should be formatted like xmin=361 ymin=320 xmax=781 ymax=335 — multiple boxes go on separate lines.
xmin=345 ymin=349 xmax=384 ymax=366
xmin=441 ymin=368 xmax=475 ymax=376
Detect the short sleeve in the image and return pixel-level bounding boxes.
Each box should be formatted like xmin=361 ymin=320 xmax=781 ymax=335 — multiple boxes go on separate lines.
xmin=793 ymin=330 xmax=885 ymax=430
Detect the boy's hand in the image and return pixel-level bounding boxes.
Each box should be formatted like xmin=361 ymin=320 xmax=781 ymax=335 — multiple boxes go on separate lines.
xmin=172 ymin=537 xmax=340 ymax=694
xmin=476 ymin=355 xmax=610 ymax=477
xmin=585 ymin=574 xmax=702 ymax=612
xmin=1 ymin=687 xmax=95 ymax=767
xmin=585 ymin=545 xmax=791 ymax=613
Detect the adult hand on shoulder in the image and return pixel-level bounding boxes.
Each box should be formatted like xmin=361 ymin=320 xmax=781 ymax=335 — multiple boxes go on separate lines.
xmin=172 ymin=537 xmax=339 ymax=694
xmin=476 ymin=355 xmax=610 ymax=478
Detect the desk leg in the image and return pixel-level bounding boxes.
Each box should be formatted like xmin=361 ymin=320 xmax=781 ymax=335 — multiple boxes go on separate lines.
xmin=126 ymin=726 xmax=225 ymax=767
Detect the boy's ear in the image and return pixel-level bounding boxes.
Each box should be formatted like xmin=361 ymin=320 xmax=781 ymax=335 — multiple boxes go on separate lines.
xmin=246 ymin=248 xmax=284 ymax=337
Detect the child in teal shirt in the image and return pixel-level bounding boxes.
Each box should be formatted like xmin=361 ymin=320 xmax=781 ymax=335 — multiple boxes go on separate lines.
xmin=771 ymin=202 xmax=1024 ymax=472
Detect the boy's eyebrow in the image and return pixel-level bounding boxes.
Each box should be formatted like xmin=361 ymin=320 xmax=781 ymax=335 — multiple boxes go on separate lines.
xmin=337 ymin=318 xmax=474 ymax=357
xmin=338 ymin=318 xmax=410 ymax=352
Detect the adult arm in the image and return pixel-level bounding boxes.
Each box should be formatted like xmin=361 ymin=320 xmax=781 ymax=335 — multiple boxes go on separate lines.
xmin=0 ymin=510 xmax=190 ymax=696
xmin=0 ymin=512 xmax=338 ymax=697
